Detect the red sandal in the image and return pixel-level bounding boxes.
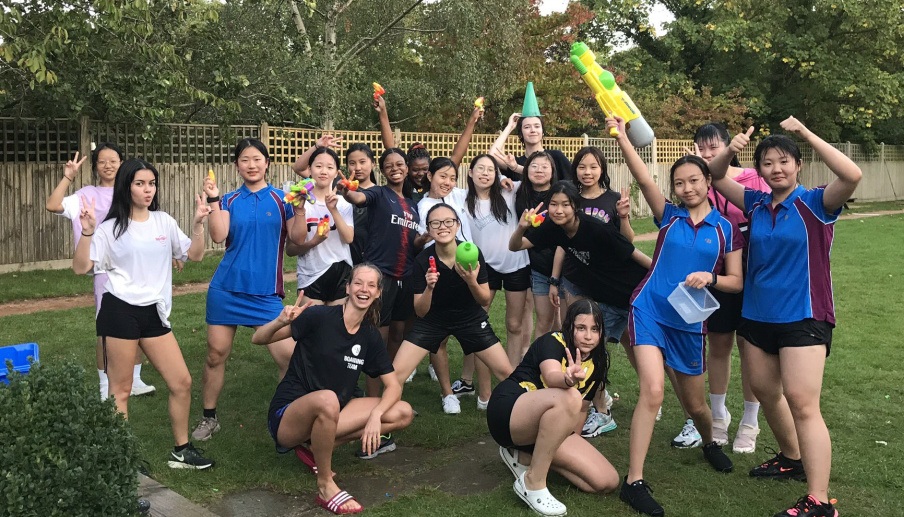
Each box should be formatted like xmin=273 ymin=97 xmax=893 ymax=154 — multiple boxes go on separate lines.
xmin=314 ymin=490 xmax=363 ymax=515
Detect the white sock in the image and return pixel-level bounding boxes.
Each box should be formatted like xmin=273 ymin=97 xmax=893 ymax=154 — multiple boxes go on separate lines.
xmin=133 ymin=363 xmax=142 ymax=381
xmin=98 ymin=369 xmax=109 ymax=400
xmin=741 ymin=400 xmax=760 ymax=427
xmin=710 ymin=393 xmax=727 ymax=420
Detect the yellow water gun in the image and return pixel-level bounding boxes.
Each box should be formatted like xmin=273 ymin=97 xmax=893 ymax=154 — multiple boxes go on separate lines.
xmin=570 ymin=42 xmax=655 ymax=147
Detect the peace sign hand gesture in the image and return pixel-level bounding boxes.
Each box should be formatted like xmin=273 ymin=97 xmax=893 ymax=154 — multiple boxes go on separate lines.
xmin=316 ymin=134 xmax=344 ymax=151
xmin=519 ymin=202 xmax=544 ymax=228
xmin=278 ymin=291 xmax=314 ymax=325
xmin=79 ymin=195 xmax=97 ymax=234
xmin=616 ymin=187 xmax=631 ymax=219
xmin=563 ymin=347 xmax=587 ymax=388
xmin=64 ymin=152 xmax=88 ymax=181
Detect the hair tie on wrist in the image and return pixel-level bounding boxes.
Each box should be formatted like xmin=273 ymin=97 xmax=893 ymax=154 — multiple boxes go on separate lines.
xmin=81 ymin=231 xmax=94 ymax=237
xmin=206 ymin=196 xmax=220 ymax=203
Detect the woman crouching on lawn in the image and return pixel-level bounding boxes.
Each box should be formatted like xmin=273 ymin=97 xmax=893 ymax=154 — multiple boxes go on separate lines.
xmin=488 ymin=300 xmax=620 ymax=517
xmin=253 ymin=264 xmax=414 ymax=515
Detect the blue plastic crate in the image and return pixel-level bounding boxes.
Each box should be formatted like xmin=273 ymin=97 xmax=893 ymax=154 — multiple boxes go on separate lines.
xmin=0 ymin=343 xmax=40 ymax=384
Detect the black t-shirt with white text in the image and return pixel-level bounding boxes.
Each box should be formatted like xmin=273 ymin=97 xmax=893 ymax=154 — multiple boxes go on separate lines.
xmin=563 ymin=190 xmax=622 ymax=279
xmin=411 ymin=242 xmax=489 ymax=317
xmin=506 ymin=332 xmax=605 ymax=402
xmin=526 ymin=212 xmax=646 ymax=308
xmin=269 ymin=305 xmax=392 ymax=417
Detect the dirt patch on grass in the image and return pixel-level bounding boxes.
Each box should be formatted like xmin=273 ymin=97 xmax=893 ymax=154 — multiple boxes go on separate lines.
xmin=208 ymin=439 xmax=506 ymax=516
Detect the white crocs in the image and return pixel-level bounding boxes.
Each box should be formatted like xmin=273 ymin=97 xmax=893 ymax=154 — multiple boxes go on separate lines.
xmin=514 ymin=472 xmax=567 ymax=517
xmin=499 ymin=446 xmax=528 ymax=479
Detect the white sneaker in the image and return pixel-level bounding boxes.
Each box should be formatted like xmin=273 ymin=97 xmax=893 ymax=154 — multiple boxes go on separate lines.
xmin=428 ymin=364 xmax=438 ymax=382
xmin=442 ymin=394 xmax=461 ymax=414
xmin=712 ymin=410 xmax=731 ymax=446
xmin=732 ymin=423 xmax=760 ymax=454
xmin=476 ymin=397 xmax=489 ymax=411
xmin=131 ymin=378 xmax=156 ymax=396
xmin=405 ymin=369 xmax=416 ymax=383
xmin=671 ymin=418 xmax=702 ymax=448
xmin=581 ymin=408 xmax=617 ymax=438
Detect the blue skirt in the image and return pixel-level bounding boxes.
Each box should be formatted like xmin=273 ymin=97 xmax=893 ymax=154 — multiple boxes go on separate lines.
xmin=205 ymin=286 xmax=285 ymax=327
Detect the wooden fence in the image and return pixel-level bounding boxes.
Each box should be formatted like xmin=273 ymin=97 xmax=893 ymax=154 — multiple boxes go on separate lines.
xmin=1 ymin=117 xmax=902 ymax=271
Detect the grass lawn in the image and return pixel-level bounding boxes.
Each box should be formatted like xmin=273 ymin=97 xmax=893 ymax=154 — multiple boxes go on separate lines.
xmin=1 ymin=209 xmax=902 ymax=516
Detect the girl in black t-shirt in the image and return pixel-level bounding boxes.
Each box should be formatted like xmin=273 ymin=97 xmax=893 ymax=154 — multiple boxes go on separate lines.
xmin=253 ymin=264 xmax=414 ymax=515
xmin=392 ymin=204 xmax=515 ymax=410
xmin=487 ymin=300 xmax=620 ymax=517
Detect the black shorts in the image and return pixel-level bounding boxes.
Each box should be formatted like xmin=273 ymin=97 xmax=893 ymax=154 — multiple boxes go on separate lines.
xmin=379 ymin=276 xmax=414 ymax=327
xmin=96 ymin=293 xmax=171 ymax=340
xmin=707 ymin=289 xmax=744 ymax=333
xmin=485 ymin=264 xmax=531 ymax=292
xmin=300 ymin=261 xmax=352 ymax=302
xmin=738 ymin=318 xmax=834 ymax=357
xmin=268 ymin=403 xmax=293 ymax=453
xmin=405 ymin=310 xmax=500 ymax=355
xmin=486 ymin=379 xmax=534 ymax=454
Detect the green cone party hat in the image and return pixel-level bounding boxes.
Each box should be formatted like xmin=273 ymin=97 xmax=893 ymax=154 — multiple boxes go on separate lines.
xmin=521 ymin=82 xmax=542 ymax=117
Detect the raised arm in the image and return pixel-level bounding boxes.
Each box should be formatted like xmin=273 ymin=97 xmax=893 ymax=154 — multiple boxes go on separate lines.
xmin=615 ymin=187 xmax=636 ymax=242
xmin=46 ymin=153 xmax=87 ymax=213
xmin=608 ymin=116 xmax=666 ymax=221
xmin=338 ymin=170 xmax=368 ymax=206
xmin=325 ymin=189 xmax=354 ymax=244
xmin=781 ymin=116 xmax=862 ymax=212
xmin=508 ymin=202 xmax=543 ymax=251
xmin=490 ymin=112 xmax=524 ymax=176
xmin=291 ymin=135 xmax=344 ymax=177
xmin=251 ymin=295 xmax=314 ymax=345
xmin=72 ymin=196 xmax=96 ymax=275
xmin=203 ymin=173 xmax=230 ymax=244
xmin=375 ymin=96 xmax=395 ymax=150
xmin=187 ymin=194 xmax=212 ymax=262
xmin=413 ymin=265 xmax=438 ymax=318
xmin=709 ymin=127 xmax=753 ymax=211
xmin=450 ymin=106 xmax=483 ymax=167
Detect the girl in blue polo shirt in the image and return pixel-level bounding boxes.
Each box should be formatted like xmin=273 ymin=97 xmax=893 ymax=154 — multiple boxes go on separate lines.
xmin=708 ymin=118 xmax=861 ymax=517
xmin=192 ymin=138 xmax=308 ymax=442
xmin=608 ymin=116 xmax=743 ymax=516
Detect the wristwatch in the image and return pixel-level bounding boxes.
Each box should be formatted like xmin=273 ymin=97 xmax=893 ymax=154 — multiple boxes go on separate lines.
xmin=548 ymin=276 xmax=561 ymax=287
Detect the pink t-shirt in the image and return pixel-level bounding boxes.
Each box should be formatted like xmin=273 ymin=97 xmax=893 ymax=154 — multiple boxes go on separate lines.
xmin=60 ymin=186 xmax=115 ymax=248
xmin=708 ymin=168 xmax=770 ymax=229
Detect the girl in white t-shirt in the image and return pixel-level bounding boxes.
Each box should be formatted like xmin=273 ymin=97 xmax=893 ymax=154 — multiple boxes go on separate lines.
xmin=72 ymin=158 xmax=215 ymax=471
xmin=287 ymin=147 xmax=354 ymax=305
xmin=459 ymin=154 xmax=532 ymax=406
xmin=45 ymin=144 xmax=155 ymax=399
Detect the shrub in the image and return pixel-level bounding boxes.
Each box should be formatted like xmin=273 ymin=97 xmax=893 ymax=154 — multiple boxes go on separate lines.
xmin=0 ymin=360 xmax=141 ymax=516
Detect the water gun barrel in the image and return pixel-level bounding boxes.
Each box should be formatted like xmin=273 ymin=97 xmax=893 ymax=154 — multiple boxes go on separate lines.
xmin=570 ymin=42 xmax=655 ymax=147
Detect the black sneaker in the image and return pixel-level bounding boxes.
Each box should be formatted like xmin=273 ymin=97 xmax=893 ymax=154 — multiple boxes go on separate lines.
xmin=749 ymin=450 xmax=806 ymax=481
xmin=702 ymin=441 xmax=733 ymax=473
xmin=137 ymin=498 xmax=151 ymax=514
xmin=355 ymin=433 xmax=397 ymax=459
xmin=168 ymin=443 xmax=215 ymax=470
xmin=619 ymin=476 xmax=664 ymax=516
xmin=451 ymin=379 xmax=475 ymax=397
xmin=774 ymin=495 xmax=838 ymax=517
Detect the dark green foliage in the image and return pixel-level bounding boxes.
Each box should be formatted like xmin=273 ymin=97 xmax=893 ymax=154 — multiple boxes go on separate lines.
xmin=0 ymin=360 xmax=141 ymax=516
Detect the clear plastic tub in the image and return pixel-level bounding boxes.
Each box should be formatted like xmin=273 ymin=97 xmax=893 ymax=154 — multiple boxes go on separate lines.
xmin=667 ymin=282 xmax=720 ymax=324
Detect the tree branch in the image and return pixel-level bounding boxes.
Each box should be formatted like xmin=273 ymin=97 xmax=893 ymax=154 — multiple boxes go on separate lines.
xmin=290 ymin=0 xmax=313 ymax=57
xmin=389 ymin=26 xmax=444 ymax=33
xmin=336 ymin=0 xmax=426 ymax=74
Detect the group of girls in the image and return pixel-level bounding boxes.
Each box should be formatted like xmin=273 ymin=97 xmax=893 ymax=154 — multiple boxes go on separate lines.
xmin=53 ymin=102 xmax=858 ymax=517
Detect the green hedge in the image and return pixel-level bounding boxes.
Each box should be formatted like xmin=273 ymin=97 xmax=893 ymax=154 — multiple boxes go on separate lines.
xmin=0 ymin=360 xmax=141 ymax=516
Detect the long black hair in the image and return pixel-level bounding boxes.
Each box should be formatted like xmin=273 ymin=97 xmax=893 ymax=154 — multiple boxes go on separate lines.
xmin=345 ymin=143 xmax=377 ymax=184
xmin=571 ymin=146 xmax=612 ymax=192
xmin=379 ymin=147 xmax=413 ymax=199
xmin=515 ymin=150 xmax=556 ymax=216
xmin=91 ymin=142 xmax=124 ymax=183
xmin=104 ymin=158 xmax=160 ymax=239
xmin=561 ymin=299 xmax=609 ymax=384
xmin=466 ymin=154 xmax=509 ymax=223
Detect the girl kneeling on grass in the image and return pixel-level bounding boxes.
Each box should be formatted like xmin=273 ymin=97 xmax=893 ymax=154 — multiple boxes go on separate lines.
xmin=73 ymin=158 xmax=215 ymax=470
xmin=609 ymin=115 xmax=743 ymax=516
xmin=708 ymin=118 xmax=861 ymax=517
xmin=392 ymin=204 xmax=515 ymax=412
xmin=253 ymin=264 xmax=414 ymax=515
xmin=488 ymin=300 xmax=620 ymax=517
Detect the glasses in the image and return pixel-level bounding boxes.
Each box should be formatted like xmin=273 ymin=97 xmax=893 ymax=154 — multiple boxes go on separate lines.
xmin=427 ymin=218 xmax=459 ymax=229
xmin=473 ymin=165 xmax=495 ymax=173
xmin=96 ymin=160 xmax=120 ymax=166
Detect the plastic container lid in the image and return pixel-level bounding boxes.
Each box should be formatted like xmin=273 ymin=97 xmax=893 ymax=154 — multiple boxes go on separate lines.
xmin=667 ymin=282 xmax=720 ymax=324
xmin=0 ymin=342 xmax=40 ymax=384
